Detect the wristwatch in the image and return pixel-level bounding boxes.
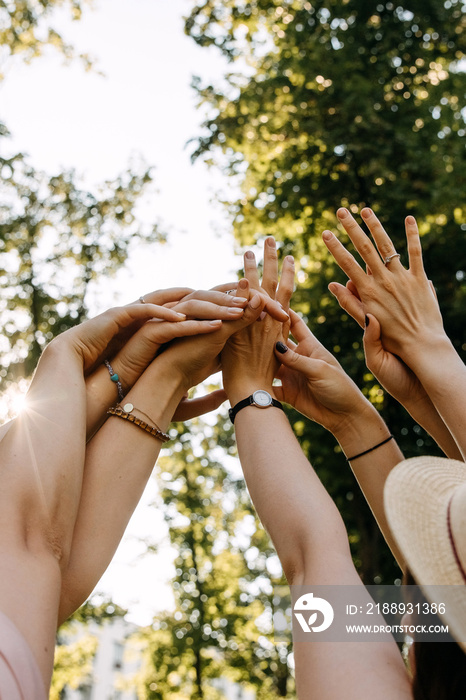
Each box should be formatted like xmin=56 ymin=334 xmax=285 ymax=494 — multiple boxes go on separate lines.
xmin=228 ymin=390 xmax=284 ymax=424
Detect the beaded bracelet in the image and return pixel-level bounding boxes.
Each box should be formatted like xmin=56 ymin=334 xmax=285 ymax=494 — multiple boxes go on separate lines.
xmin=107 ymin=403 xmax=170 ymax=443
xmin=104 ymin=360 xmax=124 ymax=402
xmin=346 ymin=435 xmax=394 ymax=462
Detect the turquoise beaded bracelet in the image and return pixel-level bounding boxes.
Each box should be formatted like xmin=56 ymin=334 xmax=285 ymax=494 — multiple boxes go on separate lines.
xmin=104 ymin=359 xmax=124 ymax=402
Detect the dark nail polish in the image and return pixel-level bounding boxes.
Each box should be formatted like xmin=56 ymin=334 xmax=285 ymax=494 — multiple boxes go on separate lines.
xmin=365 ymin=315 xmax=369 ymax=327
xmin=276 ymin=341 xmax=288 ymax=354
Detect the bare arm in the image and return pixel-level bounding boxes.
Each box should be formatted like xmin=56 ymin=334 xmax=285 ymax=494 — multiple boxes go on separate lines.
xmin=0 ymin=302 xmax=168 ymax=690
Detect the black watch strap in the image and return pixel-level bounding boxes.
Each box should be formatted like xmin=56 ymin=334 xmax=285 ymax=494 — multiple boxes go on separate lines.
xmin=229 ymin=391 xmax=284 ymax=424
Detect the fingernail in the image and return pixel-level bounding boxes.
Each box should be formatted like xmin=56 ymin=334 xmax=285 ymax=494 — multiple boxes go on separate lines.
xmin=322 ymin=230 xmax=333 ymax=241
xmin=337 ymin=208 xmax=348 ymax=218
xmin=285 ymin=255 xmax=294 ymax=264
xmin=406 ymin=215 xmax=416 ymax=225
xmin=176 ymin=312 xmax=187 ymax=319
xmin=278 ymin=302 xmax=289 ymax=314
xmin=361 ymin=208 xmax=372 ymax=219
xmin=266 ymin=237 xmax=276 ymax=247
xmin=276 ymin=342 xmax=288 ymax=354
xmin=245 ymin=251 xmax=255 ymax=260
xmin=209 ymin=319 xmax=222 ymax=326
xmin=231 ymin=296 xmax=247 ymax=306
xmin=365 ymin=315 xmax=369 ymax=327
xmin=249 ymin=294 xmax=261 ymax=309
xmin=227 ymin=307 xmax=243 ymax=316
xmin=238 ymin=279 xmax=248 ymax=289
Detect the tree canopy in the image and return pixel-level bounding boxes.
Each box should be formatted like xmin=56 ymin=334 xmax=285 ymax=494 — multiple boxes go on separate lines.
xmin=0 ymin=0 xmax=92 ymax=76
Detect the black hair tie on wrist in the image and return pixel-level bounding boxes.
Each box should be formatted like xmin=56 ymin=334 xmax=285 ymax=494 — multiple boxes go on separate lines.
xmin=346 ymin=435 xmax=394 ymax=462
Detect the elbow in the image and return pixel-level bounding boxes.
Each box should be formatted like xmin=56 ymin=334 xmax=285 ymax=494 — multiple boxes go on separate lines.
xmin=278 ymin=528 xmax=354 ymax=587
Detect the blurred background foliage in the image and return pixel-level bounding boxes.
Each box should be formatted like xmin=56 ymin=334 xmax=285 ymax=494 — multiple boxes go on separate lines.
xmin=1 ymin=0 xmax=465 ymax=698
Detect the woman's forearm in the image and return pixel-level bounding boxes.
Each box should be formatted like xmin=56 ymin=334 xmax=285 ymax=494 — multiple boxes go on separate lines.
xmin=59 ymin=360 xmax=186 ymax=623
xmin=402 ymin=336 xmax=466 ymax=460
xmin=401 ymin=392 xmax=463 ymax=460
xmin=229 ymin=383 xmax=352 ymax=583
xmin=331 ymin=409 xmax=405 ymax=568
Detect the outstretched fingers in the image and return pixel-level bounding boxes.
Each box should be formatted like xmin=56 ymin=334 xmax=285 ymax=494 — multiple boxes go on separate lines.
xmin=328 ymin=282 xmax=365 ymax=329
xmin=405 ymin=215 xmax=425 ymax=275
xmin=242 ymin=241 xmax=290 ymax=321
xmin=262 ymin=236 xmax=279 ymax=297
xmin=172 ymin=298 xmax=246 ymax=320
xmin=276 ymin=255 xmax=295 ymax=311
xmin=243 ymin=250 xmax=261 ymax=289
xmin=359 ymin=208 xmax=403 ymax=271
xmin=335 ymin=208 xmax=386 ymax=274
xmin=322 ymin=229 xmax=368 ymax=288
xmin=134 ymin=287 xmax=193 ymax=305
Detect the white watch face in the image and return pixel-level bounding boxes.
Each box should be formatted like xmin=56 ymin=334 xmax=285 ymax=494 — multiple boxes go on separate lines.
xmin=252 ymin=390 xmax=272 ymax=407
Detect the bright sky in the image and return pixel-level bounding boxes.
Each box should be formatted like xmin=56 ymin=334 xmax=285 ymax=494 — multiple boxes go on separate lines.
xmin=0 ymin=0 xmax=247 ymax=624
xmin=2 ymin=0 xmax=241 ymax=302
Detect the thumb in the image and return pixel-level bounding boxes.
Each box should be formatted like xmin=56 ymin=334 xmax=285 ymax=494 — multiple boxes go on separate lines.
xmin=222 ymin=292 xmax=266 ymax=339
xmin=328 ymin=282 xmax=365 ymax=328
xmin=363 ymin=314 xmax=384 ymax=367
xmin=274 ymin=341 xmax=315 ymax=378
xmin=173 ymin=389 xmax=227 ymax=421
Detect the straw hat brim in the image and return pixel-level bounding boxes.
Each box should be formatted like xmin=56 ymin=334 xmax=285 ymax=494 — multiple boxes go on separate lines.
xmin=384 ymin=456 xmax=466 ymax=652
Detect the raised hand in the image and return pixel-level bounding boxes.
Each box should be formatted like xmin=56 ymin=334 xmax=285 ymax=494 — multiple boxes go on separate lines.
xmin=55 ymin=299 xmax=189 ymax=373
xmin=327 ymin=279 xmax=431 ymax=409
xmin=154 ymin=279 xmax=267 ymax=394
xmin=323 ymin=208 xmax=445 ymax=362
xmin=241 ymin=237 xmax=294 ymax=321
xmin=85 ymin=288 xmax=241 ymax=435
xmin=273 ymin=310 xmax=374 ymax=436
xmin=221 ymin=238 xmax=294 ymax=405
xmin=161 ymin=280 xmax=289 ymax=322
xmin=324 ymin=208 xmax=463 ymax=460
